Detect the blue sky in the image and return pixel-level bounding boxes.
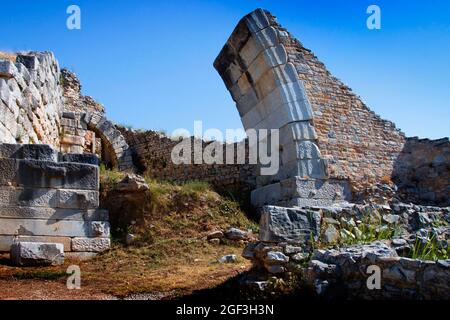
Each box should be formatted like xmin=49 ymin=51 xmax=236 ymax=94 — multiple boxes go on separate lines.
xmin=1 ymin=0 xmax=449 ymax=139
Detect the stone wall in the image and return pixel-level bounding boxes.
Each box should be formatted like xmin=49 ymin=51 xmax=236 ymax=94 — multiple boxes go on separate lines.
xmin=59 ymin=70 xmax=134 ymax=171
xmin=393 ymin=137 xmax=449 ymax=206
xmin=0 ymin=52 xmax=64 ymax=147
xmin=214 ymin=9 xmax=447 ymax=207
xmin=0 ymin=144 xmax=110 ymax=254
xmin=271 ymin=10 xmax=407 ymax=192
xmin=61 ymin=69 xmax=105 ymax=114
xmin=243 ymin=202 xmax=449 ymax=300
xmin=121 ymin=128 xmax=257 ymax=192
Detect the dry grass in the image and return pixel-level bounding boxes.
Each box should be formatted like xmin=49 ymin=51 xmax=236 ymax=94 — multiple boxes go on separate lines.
xmin=95 ymin=174 xmax=257 ymax=297
xmin=81 ymin=243 xmax=250 ymax=297
xmin=0 ymin=172 xmax=257 ymax=299
xmin=0 ymin=52 xmax=17 ymax=62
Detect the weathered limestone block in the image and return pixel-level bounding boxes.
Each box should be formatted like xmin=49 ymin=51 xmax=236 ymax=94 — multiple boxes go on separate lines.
xmin=275 ymin=159 xmax=328 ymax=182
xmin=0 ymin=60 xmax=18 ymax=79
xmin=279 ymin=122 xmax=318 ymax=144
xmin=253 ymin=63 xmax=299 ymax=101
xmin=245 ymin=8 xmax=271 ymax=34
xmin=71 ymin=237 xmax=110 ymax=252
xmin=0 ymin=78 xmax=12 ymax=105
xmin=280 ymin=177 xmax=351 ymax=201
xmin=0 ymin=206 xmax=107 ymax=221
xmin=10 ymin=242 xmax=64 ymax=266
xmin=247 ymin=45 xmax=288 ymax=83
xmin=0 ymin=235 xmax=72 ymax=252
xmin=15 ymin=63 xmax=31 ymax=86
xmin=11 ymin=159 xmax=99 ymax=190
xmin=59 ymin=153 xmax=100 ymax=165
xmin=0 ymin=158 xmax=17 ymax=185
xmin=251 ymin=177 xmax=352 ymax=208
xmin=281 ymin=140 xmax=322 ymax=163
xmin=0 ymin=218 xmax=110 ymax=237
xmin=259 ymin=205 xmax=321 ymax=243
xmin=241 ymin=27 xmax=280 ymax=67
xmin=0 ymin=144 xmax=58 ymax=161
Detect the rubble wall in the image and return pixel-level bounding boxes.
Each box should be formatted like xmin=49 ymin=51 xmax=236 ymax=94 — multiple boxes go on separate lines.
xmin=121 ymin=128 xmax=257 ymax=192
xmin=393 ymin=137 xmax=449 ymax=206
xmin=265 ymin=11 xmax=407 ymax=192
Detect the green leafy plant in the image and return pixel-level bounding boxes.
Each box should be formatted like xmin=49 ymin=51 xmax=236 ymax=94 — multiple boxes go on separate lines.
xmin=410 ymin=236 xmax=449 ymax=261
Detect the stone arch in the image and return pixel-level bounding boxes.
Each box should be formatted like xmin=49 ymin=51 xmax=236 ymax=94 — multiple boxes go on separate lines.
xmin=83 ymin=112 xmax=134 ymax=171
xmin=214 ymin=9 xmax=351 ymax=207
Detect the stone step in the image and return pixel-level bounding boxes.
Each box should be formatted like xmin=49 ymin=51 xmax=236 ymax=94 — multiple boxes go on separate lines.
xmin=251 ymin=176 xmax=352 ymax=208
xmin=0 ymin=235 xmax=111 ymax=253
xmin=259 ymin=205 xmax=321 ymax=243
xmin=0 ymin=158 xmax=99 ymax=190
xmin=10 ymin=242 xmax=64 ymax=266
xmin=0 ymin=218 xmax=110 ymax=238
xmin=0 ymin=206 xmax=108 ymax=221
xmin=0 ymin=186 xmax=99 ymax=209
xmin=0 ymin=235 xmax=72 ymax=252
xmin=0 ymin=144 xmax=58 ymax=161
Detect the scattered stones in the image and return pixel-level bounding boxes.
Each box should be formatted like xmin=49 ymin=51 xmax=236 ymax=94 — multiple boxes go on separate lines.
xmin=323 ymin=225 xmax=340 ymax=244
xmin=218 ymin=254 xmax=237 ymax=264
xmin=126 ymin=234 xmax=136 ymax=245
xmin=242 ymin=242 xmax=258 ymax=260
xmin=209 ymin=238 xmax=221 ymax=245
xmin=264 ymin=251 xmax=289 ymax=265
xmin=259 ymin=206 xmax=319 ymax=243
xmin=314 ymin=279 xmax=329 ymax=296
xmin=116 ymin=174 xmax=149 ymax=193
xmin=266 ymin=265 xmax=285 ymax=274
xmin=10 ymin=242 xmax=64 ymax=266
xmin=290 ymin=252 xmax=309 ymax=263
xmin=392 ymin=238 xmax=407 ymax=247
xmin=224 ymin=228 xmax=249 ymax=241
xmin=284 ymin=245 xmax=303 ymax=255
xmin=207 ymin=230 xmax=224 ymax=240
xmin=383 ymin=214 xmax=401 ymax=225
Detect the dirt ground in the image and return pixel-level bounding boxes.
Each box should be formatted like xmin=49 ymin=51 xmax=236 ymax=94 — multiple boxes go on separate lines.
xmin=0 ymin=246 xmax=251 ymax=300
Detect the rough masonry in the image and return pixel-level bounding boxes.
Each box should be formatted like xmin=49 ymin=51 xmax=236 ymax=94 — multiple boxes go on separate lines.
xmin=0 ymin=144 xmax=110 ymax=255
xmin=0 ymin=52 xmax=63 ymax=146
xmin=0 ymin=52 xmax=133 ymax=171
xmin=214 ymin=8 xmax=448 ymax=208
xmin=0 ymin=52 xmax=134 ymax=256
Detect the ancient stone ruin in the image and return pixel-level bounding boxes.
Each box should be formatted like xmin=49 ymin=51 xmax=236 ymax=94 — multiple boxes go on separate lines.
xmin=0 ymin=144 xmax=109 ymax=259
xmin=214 ymin=8 xmax=448 ymax=209
xmin=0 ymin=8 xmax=448 ymax=299
xmin=213 ymin=9 xmax=449 ymax=299
xmin=0 ymin=51 xmax=135 ymax=261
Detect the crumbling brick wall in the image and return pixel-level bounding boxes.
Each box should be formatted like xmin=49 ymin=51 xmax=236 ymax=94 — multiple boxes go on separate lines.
xmin=121 ymin=128 xmax=257 ymax=192
xmin=266 ymin=11 xmax=407 ymax=193
xmin=393 ymin=137 xmax=449 ymax=206
xmin=0 ymin=52 xmax=64 ymax=147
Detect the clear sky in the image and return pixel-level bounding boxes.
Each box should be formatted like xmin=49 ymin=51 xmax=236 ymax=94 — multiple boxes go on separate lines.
xmin=1 ymin=0 xmax=449 ymax=139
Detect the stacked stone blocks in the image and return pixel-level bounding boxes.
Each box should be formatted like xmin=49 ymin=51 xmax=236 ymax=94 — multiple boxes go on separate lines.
xmin=0 ymin=52 xmax=63 ymax=147
xmin=214 ymin=9 xmax=351 ymax=207
xmin=0 ymin=144 xmax=110 ymax=254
